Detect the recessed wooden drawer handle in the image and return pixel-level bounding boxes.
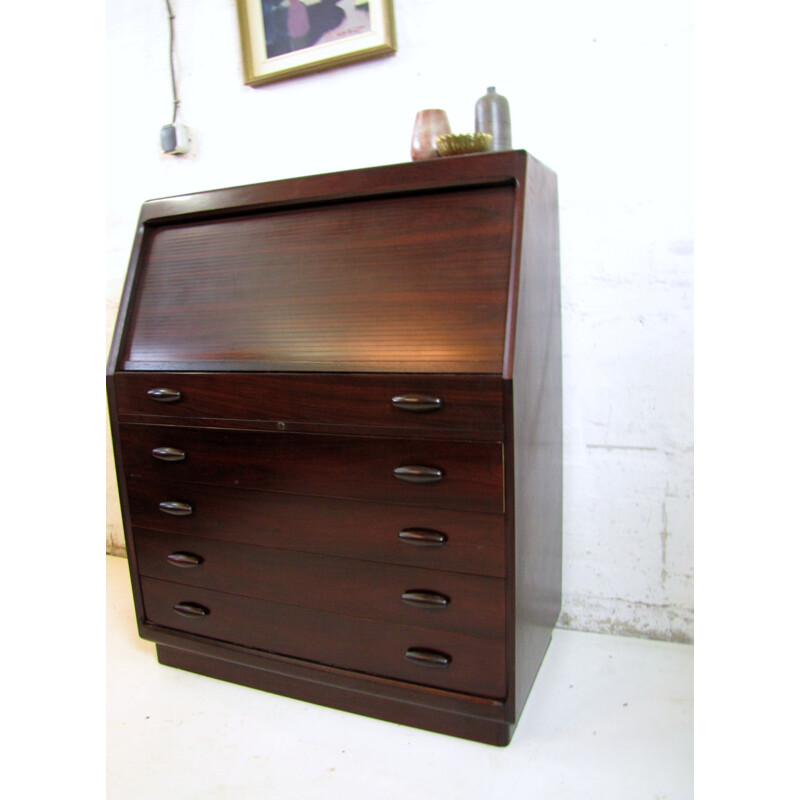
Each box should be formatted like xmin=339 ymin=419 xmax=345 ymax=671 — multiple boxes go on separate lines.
xmin=151 ymin=447 xmax=186 ymax=462
xmin=159 ymin=501 xmax=193 ymax=516
xmin=401 ymin=590 xmax=450 ymax=608
xmin=392 ymin=394 xmax=443 ymax=412
xmin=147 ymin=387 xmax=182 ymax=403
xmin=393 ymin=465 xmax=443 ymax=484
xmin=398 ymin=528 xmax=448 ymax=546
xmin=172 ymin=602 xmax=209 ymax=618
xmin=166 ymin=552 xmax=203 ymax=568
xmin=404 ymin=647 xmax=452 ymax=667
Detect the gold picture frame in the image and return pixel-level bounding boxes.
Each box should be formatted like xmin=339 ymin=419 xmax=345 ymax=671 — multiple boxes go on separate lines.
xmin=236 ymin=0 xmax=396 ymax=86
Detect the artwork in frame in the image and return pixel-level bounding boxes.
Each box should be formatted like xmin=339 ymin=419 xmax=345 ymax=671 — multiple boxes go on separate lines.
xmin=236 ymin=0 xmax=397 ymax=86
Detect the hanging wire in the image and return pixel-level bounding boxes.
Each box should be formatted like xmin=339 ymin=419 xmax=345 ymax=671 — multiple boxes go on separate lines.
xmin=165 ymin=0 xmax=180 ymax=123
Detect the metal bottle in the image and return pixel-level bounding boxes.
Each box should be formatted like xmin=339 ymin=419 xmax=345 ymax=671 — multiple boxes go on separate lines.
xmin=475 ymin=87 xmax=512 ymax=151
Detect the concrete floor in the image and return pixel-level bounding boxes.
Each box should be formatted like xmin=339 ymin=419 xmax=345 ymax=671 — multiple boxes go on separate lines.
xmin=106 ymin=555 xmax=693 ymax=799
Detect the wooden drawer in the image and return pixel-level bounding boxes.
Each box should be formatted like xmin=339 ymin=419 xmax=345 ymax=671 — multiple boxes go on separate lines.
xmin=113 ymin=373 xmax=505 ymax=438
xmin=140 ymin=577 xmax=506 ymax=698
xmin=126 ymin=479 xmax=505 ymax=577
xmin=119 ymin=424 xmax=504 ymax=513
xmin=134 ymin=529 xmax=505 ymax=639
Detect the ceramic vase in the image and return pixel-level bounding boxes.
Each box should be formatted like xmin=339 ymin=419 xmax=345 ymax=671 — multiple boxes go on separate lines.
xmin=475 ymin=87 xmax=512 ymax=151
xmin=410 ymin=109 xmax=451 ymax=161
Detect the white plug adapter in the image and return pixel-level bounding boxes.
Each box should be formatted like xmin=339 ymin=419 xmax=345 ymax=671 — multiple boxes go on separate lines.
xmin=160 ymin=123 xmax=190 ymax=155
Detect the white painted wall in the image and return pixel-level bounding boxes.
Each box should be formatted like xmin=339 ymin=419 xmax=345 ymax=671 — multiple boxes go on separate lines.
xmin=106 ymin=0 xmax=693 ymax=642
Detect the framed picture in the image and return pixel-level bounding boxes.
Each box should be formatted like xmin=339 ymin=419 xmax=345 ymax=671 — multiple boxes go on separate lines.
xmin=236 ymin=0 xmax=397 ymax=86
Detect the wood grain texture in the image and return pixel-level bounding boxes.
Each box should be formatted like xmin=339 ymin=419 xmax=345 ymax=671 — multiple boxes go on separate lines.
xmin=126 ymin=478 xmax=505 ymax=577
xmin=114 ymin=372 xmax=505 ymax=438
xmin=133 ymin=529 xmax=505 ymax=639
xmin=141 ymin=577 xmax=506 ymax=697
xmin=133 ymin=151 xmax=527 ymax=226
xmin=122 ymin=187 xmax=515 ymax=373
xmin=119 ymin=424 xmax=505 ymax=513
xmin=509 ymin=155 xmax=563 ymax=721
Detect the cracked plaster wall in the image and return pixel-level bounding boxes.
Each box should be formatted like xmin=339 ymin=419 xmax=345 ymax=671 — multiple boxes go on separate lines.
xmin=106 ymin=0 xmax=693 ymax=641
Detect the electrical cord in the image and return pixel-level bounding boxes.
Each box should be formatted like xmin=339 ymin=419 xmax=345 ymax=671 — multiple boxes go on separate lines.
xmin=165 ymin=0 xmax=179 ymax=123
